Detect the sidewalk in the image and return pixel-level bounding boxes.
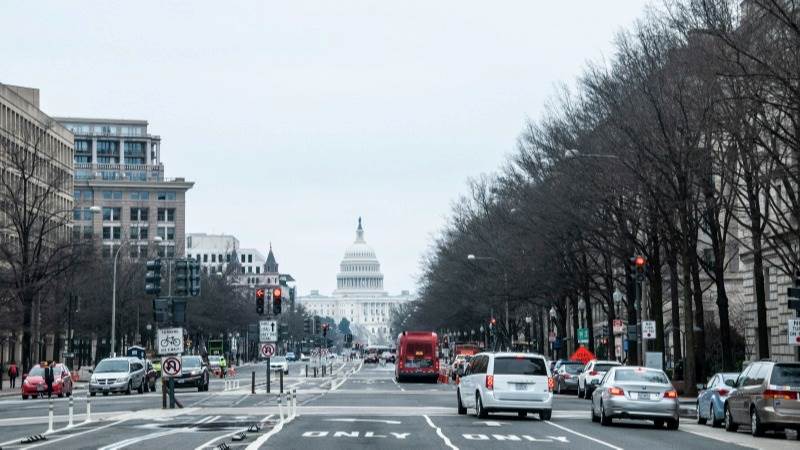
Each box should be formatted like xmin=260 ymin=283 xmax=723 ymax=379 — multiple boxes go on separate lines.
xmin=0 ymin=381 xmax=88 ymax=398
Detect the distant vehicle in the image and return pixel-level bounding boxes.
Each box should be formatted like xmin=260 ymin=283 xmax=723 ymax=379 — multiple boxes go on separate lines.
xmin=453 ymin=343 xmax=481 ymax=357
xmin=364 ymin=345 xmax=390 ymax=364
xmin=590 ymin=366 xmax=679 ymax=429
xmin=285 ymin=352 xmax=297 ymax=361
xmin=21 ymin=363 xmax=73 ymax=399
xmin=300 ymin=353 xmax=310 ymax=362
xmin=175 ymin=355 xmax=209 ymax=392
xmin=89 ymin=357 xmax=146 ymax=396
xmin=450 ymin=354 xmax=472 ymax=380
xmin=208 ymin=355 xmax=222 ymax=369
xmin=395 ymin=331 xmax=439 ymax=382
xmin=380 ymin=351 xmax=394 ymax=363
xmin=270 ymin=356 xmax=289 ymax=375
xmin=554 ymin=363 xmax=583 ymax=394
xmin=696 ymin=372 xmax=738 ymax=428
xmin=724 ymin=361 xmax=800 ymax=436
xmin=457 ymin=352 xmax=553 ymax=420
xmin=578 ymin=360 xmax=621 ymax=398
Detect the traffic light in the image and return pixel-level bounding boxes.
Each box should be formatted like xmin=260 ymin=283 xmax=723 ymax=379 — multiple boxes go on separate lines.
xmin=322 ymin=323 xmax=329 ymax=338
xmin=272 ymin=287 xmax=282 ymax=315
xmin=153 ymin=297 xmax=170 ymax=323
xmin=174 ymin=259 xmax=189 ymax=296
xmin=145 ymin=260 xmax=162 ymax=295
xmin=189 ymin=259 xmax=201 ymax=297
xmin=303 ymin=317 xmax=311 ymax=334
xmin=631 ymin=255 xmax=647 ymax=282
xmin=788 ymin=271 xmax=800 ymax=311
xmin=256 ymin=288 xmax=265 ymax=315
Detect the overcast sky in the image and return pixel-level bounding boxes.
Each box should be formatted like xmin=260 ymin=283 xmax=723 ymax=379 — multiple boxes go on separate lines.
xmin=3 ymin=0 xmax=651 ymax=295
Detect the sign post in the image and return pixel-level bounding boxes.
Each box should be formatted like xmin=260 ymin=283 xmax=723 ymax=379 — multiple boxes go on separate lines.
xmin=577 ymin=328 xmax=589 ymax=344
xmin=260 ymin=320 xmax=278 ymax=342
xmin=157 ymin=328 xmax=184 ymax=355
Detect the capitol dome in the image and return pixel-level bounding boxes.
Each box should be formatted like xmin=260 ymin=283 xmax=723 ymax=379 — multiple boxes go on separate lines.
xmin=334 ymin=218 xmax=385 ymax=294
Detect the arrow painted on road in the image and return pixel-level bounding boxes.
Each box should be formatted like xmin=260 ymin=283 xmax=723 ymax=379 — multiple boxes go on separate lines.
xmin=326 ymin=418 xmax=402 ymax=424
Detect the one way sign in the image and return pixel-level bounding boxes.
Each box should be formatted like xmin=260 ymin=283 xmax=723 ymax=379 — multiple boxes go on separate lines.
xmin=260 ymin=320 xmax=277 ymax=342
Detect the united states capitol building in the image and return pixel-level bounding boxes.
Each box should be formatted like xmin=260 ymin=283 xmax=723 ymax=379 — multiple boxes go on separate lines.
xmin=297 ymin=218 xmax=414 ymax=345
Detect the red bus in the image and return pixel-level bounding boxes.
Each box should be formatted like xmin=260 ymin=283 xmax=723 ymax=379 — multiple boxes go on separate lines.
xmin=395 ymin=331 xmax=439 ymax=383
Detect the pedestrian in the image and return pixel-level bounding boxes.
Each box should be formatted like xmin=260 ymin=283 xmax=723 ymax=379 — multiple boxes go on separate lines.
xmin=44 ymin=361 xmax=55 ymax=398
xmin=7 ymin=360 xmax=18 ymax=388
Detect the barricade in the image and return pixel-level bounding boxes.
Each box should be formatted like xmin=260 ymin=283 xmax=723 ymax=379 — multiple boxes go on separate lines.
xmin=45 ymin=398 xmax=54 ymax=434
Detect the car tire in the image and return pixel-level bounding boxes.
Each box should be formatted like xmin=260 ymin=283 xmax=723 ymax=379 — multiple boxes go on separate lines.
xmin=586 ymin=387 xmax=593 ymax=399
xmin=654 ymin=419 xmax=665 ymax=428
xmin=591 ymin=402 xmax=599 ymax=423
xmin=103 ymin=391 xmax=109 ymax=396
xmin=724 ymin=405 xmax=738 ymax=432
xmin=697 ymin=402 xmax=706 ymax=425
xmin=137 ymin=380 xmax=144 ymax=394
xmin=539 ymin=409 xmax=551 ymax=421
xmin=456 ymin=389 xmax=467 ymax=415
xmin=667 ymin=418 xmax=679 ymax=430
xmin=710 ymin=404 xmax=722 ymax=428
xmin=557 ymin=381 xmax=562 ymax=394
xmin=577 ymin=384 xmax=584 ymax=398
xmin=22 ymin=395 xmax=28 ymax=400
xmin=750 ymin=407 xmax=764 ymax=437
xmin=600 ymin=402 xmax=612 ymax=426
xmin=125 ymin=381 xmax=132 ymax=395
xmin=518 ymin=411 xmax=527 ymax=418
xmin=476 ymin=393 xmax=488 ymax=418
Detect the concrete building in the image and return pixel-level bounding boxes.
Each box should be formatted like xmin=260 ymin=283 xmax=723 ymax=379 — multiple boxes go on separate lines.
xmin=297 ymin=218 xmax=414 ymax=345
xmin=55 ymin=117 xmax=193 ymax=258
xmin=186 ymin=233 xmax=240 ymax=275
xmin=0 ymin=83 xmax=74 ymax=364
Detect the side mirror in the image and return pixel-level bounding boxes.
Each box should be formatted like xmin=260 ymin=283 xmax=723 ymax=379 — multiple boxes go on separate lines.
xmin=696 ymin=383 xmax=705 ymax=391
xmin=88 ymin=369 xmax=93 ymax=374
xmin=725 ymin=379 xmax=736 ymax=387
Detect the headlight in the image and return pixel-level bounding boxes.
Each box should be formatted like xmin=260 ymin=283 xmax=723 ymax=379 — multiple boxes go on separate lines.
xmin=191 ymin=370 xmax=200 ymax=376
xmin=116 ymin=377 xmax=128 ymax=383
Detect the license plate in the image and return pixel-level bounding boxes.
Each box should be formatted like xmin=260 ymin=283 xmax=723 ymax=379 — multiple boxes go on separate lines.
xmin=514 ymin=384 xmax=529 ymax=391
xmin=632 ymin=392 xmax=655 ymax=400
xmin=177 ymin=379 xmax=185 ymax=384
xmin=37 ymin=385 xmax=45 ymax=391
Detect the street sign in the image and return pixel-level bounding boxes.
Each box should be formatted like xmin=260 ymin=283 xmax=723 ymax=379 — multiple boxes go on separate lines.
xmin=642 ymin=321 xmax=657 ymax=340
xmin=613 ymin=319 xmax=624 ymax=334
xmin=577 ymin=328 xmax=589 ymax=344
xmin=627 ymin=325 xmax=638 ymax=341
xmin=259 ymin=342 xmax=276 ymax=358
xmin=162 ymin=356 xmax=182 ymax=377
xmin=789 ymin=319 xmax=800 ymax=346
xmin=157 ymin=327 xmax=184 ymax=355
xmin=548 ymin=331 xmax=556 ymax=343
xmin=260 ymin=320 xmax=277 ymax=342
xmin=645 ymin=352 xmax=663 ymax=370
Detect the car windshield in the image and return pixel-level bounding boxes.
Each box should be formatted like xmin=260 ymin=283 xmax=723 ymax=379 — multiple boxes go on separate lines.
xmin=493 ymin=357 xmax=548 ymax=376
xmin=272 ymin=357 xmax=286 ymax=363
xmin=721 ymin=373 xmax=738 ymax=383
xmin=182 ymin=357 xmax=202 ymax=368
xmin=563 ymin=365 xmax=582 ymax=374
xmin=95 ymin=360 xmax=129 ymax=373
xmin=208 ymin=356 xmax=220 ymax=363
xmin=771 ymin=364 xmax=800 ymax=386
xmin=614 ymin=369 xmax=669 ymax=384
xmin=28 ymin=366 xmax=45 ymax=376
xmin=595 ymin=364 xmax=619 ymax=372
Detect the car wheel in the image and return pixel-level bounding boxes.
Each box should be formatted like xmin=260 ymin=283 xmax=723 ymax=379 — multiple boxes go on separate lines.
xmin=667 ymin=418 xmax=679 ymax=430
xmin=476 ymin=393 xmax=488 ymax=418
xmin=750 ymin=407 xmax=764 ymax=437
xmin=22 ymin=395 xmax=28 ymax=400
xmin=518 ymin=411 xmax=527 ymax=418
xmin=600 ymin=402 xmax=612 ymax=426
xmin=137 ymin=380 xmax=144 ymax=394
xmin=710 ymin=404 xmax=722 ymax=428
xmin=539 ymin=409 xmax=551 ymax=421
xmin=577 ymin=383 xmax=584 ymax=398
xmin=591 ymin=401 xmax=599 ymax=423
xmin=58 ymin=392 xmax=64 ymax=398
xmin=125 ymin=381 xmax=132 ymax=395
xmin=697 ymin=402 xmax=706 ymax=425
xmin=724 ymin=405 xmax=738 ymax=432
xmin=103 ymin=391 xmax=109 ymax=396
xmin=654 ymin=419 xmax=665 ymax=428
xmin=456 ymin=389 xmax=467 ymax=415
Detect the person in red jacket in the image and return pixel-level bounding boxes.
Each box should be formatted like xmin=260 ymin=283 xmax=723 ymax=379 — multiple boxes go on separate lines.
xmin=7 ymin=361 xmax=19 ymax=388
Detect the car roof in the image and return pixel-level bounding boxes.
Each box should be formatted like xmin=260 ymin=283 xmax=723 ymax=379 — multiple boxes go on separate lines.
xmin=592 ymin=360 xmax=621 ymax=365
xmin=482 ymin=352 xmax=547 ymax=359
xmin=102 ymin=357 xmax=131 ymax=362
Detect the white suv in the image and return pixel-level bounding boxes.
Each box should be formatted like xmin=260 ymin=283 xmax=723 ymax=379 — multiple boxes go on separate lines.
xmin=457 ymin=352 xmax=553 ymax=420
xmin=578 ymin=359 xmax=620 ymax=398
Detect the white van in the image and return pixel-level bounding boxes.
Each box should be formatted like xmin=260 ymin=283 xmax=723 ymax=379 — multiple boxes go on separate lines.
xmin=457 ymin=352 xmax=553 ymax=420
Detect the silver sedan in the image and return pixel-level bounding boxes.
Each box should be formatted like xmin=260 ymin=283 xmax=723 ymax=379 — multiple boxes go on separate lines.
xmin=591 ymin=366 xmax=680 ymax=429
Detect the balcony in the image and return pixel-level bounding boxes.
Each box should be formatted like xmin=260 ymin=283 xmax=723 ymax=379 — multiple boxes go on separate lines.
xmin=74 ymin=163 xmax=165 ymax=182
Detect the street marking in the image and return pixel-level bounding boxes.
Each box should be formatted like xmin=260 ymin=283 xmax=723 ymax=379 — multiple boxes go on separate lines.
xmin=7 ymin=418 xmax=128 ymax=449
xmin=544 ymin=421 xmax=623 ymax=450
xmin=98 ymin=416 xmax=217 ymax=450
xmin=424 ymin=414 xmax=458 ymax=450
xmin=392 ymin=376 xmax=406 ymax=391
xmin=194 ymin=415 xmax=273 ymax=450
xmin=474 ymin=420 xmax=503 ymax=427
xmin=326 ymin=418 xmax=402 ymax=424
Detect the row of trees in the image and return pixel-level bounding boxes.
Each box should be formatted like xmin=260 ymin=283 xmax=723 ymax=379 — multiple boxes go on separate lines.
xmin=406 ymin=0 xmax=799 ymax=395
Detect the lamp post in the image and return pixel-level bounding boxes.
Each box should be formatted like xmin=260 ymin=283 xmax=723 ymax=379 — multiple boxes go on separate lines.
xmin=549 ymin=306 xmax=557 ymax=359
xmin=525 ymin=316 xmax=533 ymax=352
xmin=467 ymin=254 xmax=509 ymax=350
xmin=110 ymin=239 xmax=132 ymax=358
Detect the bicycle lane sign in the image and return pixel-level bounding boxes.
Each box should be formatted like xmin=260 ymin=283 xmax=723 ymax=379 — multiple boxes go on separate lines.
xmin=157 ymin=327 xmax=184 ymax=355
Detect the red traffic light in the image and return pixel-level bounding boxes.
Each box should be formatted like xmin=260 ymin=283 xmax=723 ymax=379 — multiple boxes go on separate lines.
xmin=634 ymin=256 xmax=646 ymax=267
xmin=273 ymin=287 xmax=282 ymax=299
xmin=490 ymin=318 xmax=497 ymax=325
xmin=256 ymin=288 xmax=265 ymax=299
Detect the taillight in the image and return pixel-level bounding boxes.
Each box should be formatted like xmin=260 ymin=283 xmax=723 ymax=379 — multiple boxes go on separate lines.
xmin=590 ymin=371 xmax=598 ymax=376
xmin=664 ymin=390 xmax=678 ymax=399
xmin=564 ymin=374 xmax=571 ymax=379
xmin=485 ymin=375 xmax=494 ymax=390
xmin=547 ymin=377 xmax=555 ymax=391
xmin=764 ymin=390 xmax=799 ymax=400
xmin=717 ymin=389 xmax=729 ymax=397
xmin=399 ymin=360 xmax=404 ymax=369
xmin=434 ymin=360 xmax=439 ymax=371
xmin=608 ymin=387 xmax=624 ymax=396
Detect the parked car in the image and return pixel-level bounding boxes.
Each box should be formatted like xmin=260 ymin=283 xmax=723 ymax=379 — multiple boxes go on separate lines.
xmin=143 ymin=360 xmax=159 ymax=392
xmin=21 ymin=363 xmax=73 ymax=399
xmin=450 ymin=354 xmax=472 ymax=380
xmin=174 ymin=355 xmax=209 ymax=392
xmin=724 ymin=361 xmax=800 ymax=436
xmin=696 ymin=372 xmax=738 ymax=427
xmin=285 ymin=352 xmax=297 ymax=362
xmin=270 ymin=356 xmax=289 ymax=375
xmin=89 ymin=357 xmax=146 ymax=396
xmin=554 ymin=362 xmax=583 ymax=394
xmin=300 ymin=353 xmax=310 ymax=362
xmin=590 ymin=366 xmax=679 ymax=429
xmin=578 ymin=360 xmax=621 ymax=398
xmin=457 ymin=352 xmax=553 ymax=420
xmin=380 ymin=351 xmax=394 ymax=363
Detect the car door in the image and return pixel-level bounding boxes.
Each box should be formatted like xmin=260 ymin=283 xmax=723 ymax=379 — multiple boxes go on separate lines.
xmin=462 ymin=356 xmax=479 ymax=407
xmin=698 ymin=374 xmax=715 ymax=415
xmin=593 ymin=369 xmax=612 ymax=414
xmin=732 ymin=364 xmax=756 ymax=422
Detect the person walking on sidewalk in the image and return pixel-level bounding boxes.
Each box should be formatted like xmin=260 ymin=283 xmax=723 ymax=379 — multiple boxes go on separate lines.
xmin=7 ymin=360 xmax=18 ymax=388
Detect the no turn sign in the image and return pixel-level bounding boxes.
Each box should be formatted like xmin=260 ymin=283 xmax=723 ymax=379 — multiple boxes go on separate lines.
xmin=260 ymin=343 xmax=276 ymax=358
xmin=162 ymin=356 xmax=182 ymax=377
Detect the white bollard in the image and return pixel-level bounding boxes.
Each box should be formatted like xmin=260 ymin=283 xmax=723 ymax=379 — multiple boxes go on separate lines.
xmin=85 ymin=393 xmax=92 ymax=423
xmin=46 ymin=398 xmax=54 ymax=434
xmin=278 ymin=393 xmax=284 ymax=423
xmin=292 ymin=389 xmax=297 ymax=419
xmin=68 ymin=395 xmax=74 ymax=427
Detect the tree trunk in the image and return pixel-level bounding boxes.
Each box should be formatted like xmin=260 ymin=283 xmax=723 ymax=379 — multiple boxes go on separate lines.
xmin=625 ymin=263 xmax=638 ymax=366
xmin=22 ymin=297 xmax=33 ymax=371
xmin=690 ymin=255 xmax=706 ymax=381
xmin=570 ymin=297 xmax=579 ymax=355
xmin=681 ymin=242 xmax=697 ymax=396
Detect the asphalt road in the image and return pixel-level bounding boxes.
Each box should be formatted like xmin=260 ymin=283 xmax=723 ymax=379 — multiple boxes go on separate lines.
xmin=0 ymin=359 xmax=796 ymax=449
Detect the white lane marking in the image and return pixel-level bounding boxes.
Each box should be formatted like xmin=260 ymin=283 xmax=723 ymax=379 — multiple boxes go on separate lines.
xmin=392 ymin=376 xmax=406 ymax=392
xmin=98 ymin=415 xmax=216 ymax=450
xmin=245 ymin=416 xmax=290 ymax=450
xmin=424 ymin=414 xmax=459 ymax=450
xmin=544 ymin=421 xmax=624 ymax=450
xmin=326 ymin=418 xmax=402 ymax=424
xmin=8 ymin=419 xmax=127 ymax=449
xmin=194 ymin=415 xmax=273 ymax=450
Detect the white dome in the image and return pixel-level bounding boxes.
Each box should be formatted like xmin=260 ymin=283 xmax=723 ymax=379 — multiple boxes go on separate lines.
xmin=334 ymin=218 xmax=385 ymax=293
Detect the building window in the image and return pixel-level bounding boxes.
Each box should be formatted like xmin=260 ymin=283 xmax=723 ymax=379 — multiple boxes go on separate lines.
xmin=102 ymin=226 xmax=121 ymax=240
xmin=256 ymin=267 xmax=261 ymax=274
xmin=157 ymin=208 xmax=175 ymax=222
xmin=83 ymin=226 xmax=93 ymax=239
xmin=248 ymin=254 xmax=253 ymax=263
xmin=157 ymin=191 xmax=177 ymax=201
xmin=203 ymin=254 xmax=208 ymax=262
xmin=102 ymin=207 xmax=121 ymax=221
xmin=248 ymin=266 xmax=252 ymax=273
xmin=102 ymin=191 xmax=123 ymax=200
xmin=130 ymin=226 xmax=148 ymax=240
xmin=157 ymin=226 xmax=175 ymax=241
xmin=212 ymin=254 xmax=217 ymax=263
xmin=130 ymin=207 xmax=149 ymax=222
xmin=241 ymin=254 xmax=246 ymax=263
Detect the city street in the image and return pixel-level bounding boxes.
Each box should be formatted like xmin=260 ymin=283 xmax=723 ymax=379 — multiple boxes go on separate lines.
xmin=0 ymin=360 xmax=796 ymax=449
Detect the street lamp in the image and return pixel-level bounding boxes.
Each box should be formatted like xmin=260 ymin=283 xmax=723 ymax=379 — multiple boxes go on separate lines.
xmin=110 ymin=239 xmax=132 ymax=357
xmin=578 ymin=298 xmax=586 ymax=328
